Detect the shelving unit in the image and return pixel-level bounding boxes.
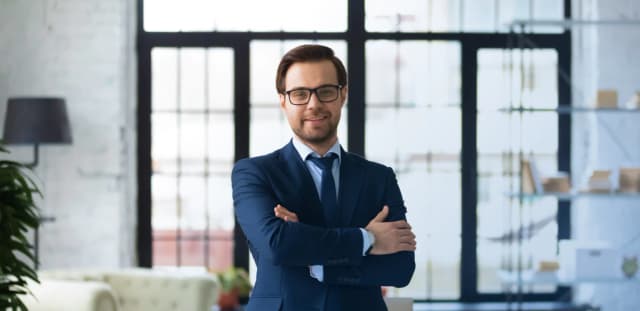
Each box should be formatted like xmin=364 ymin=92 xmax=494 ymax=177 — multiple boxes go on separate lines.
xmin=496 ymin=18 xmax=640 ymax=308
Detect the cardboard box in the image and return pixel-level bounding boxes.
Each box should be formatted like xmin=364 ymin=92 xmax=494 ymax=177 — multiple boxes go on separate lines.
xmin=559 ymin=240 xmax=622 ymax=280
xmin=594 ymin=89 xmax=618 ymax=108
xmin=587 ymin=170 xmax=613 ymax=193
xmin=542 ymin=173 xmax=570 ymax=193
xmin=619 ymin=167 xmax=640 ymax=193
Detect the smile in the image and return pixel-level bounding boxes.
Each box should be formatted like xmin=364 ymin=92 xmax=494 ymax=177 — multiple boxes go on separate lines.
xmin=305 ymin=116 xmax=328 ymax=122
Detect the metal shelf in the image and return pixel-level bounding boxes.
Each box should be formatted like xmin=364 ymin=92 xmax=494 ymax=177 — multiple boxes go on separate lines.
xmin=499 ymin=107 xmax=640 ymax=114
xmin=510 ymin=19 xmax=640 ymax=28
xmin=508 ymin=191 xmax=640 ymax=201
xmin=499 ymin=270 xmax=640 ymax=285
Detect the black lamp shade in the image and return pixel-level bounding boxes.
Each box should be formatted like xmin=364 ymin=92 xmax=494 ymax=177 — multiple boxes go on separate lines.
xmin=3 ymin=97 xmax=72 ymax=145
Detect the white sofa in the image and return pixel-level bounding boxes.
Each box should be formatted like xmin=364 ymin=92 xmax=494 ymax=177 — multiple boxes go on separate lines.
xmin=22 ymin=268 xmax=218 ymax=311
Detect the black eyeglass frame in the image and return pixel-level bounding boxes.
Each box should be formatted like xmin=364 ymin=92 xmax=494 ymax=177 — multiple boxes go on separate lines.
xmin=283 ymin=84 xmax=344 ymax=105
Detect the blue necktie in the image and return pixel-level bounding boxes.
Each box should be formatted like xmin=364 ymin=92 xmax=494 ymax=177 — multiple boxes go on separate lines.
xmin=308 ymin=154 xmax=339 ymax=227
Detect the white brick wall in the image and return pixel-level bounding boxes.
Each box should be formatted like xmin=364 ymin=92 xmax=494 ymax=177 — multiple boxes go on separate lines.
xmin=572 ymin=0 xmax=640 ymax=310
xmin=0 ymin=0 xmax=137 ymax=268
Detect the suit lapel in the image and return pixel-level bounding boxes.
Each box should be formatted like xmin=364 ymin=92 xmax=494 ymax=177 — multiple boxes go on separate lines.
xmin=279 ymin=142 xmax=326 ymax=226
xmin=338 ymin=149 xmax=365 ymax=226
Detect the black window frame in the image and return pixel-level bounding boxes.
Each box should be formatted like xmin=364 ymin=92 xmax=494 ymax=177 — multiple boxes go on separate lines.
xmin=136 ymin=0 xmax=572 ymax=302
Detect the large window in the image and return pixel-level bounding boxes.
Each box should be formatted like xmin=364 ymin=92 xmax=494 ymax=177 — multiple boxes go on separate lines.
xmin=138 ymin=0 xmax=571 ymax=302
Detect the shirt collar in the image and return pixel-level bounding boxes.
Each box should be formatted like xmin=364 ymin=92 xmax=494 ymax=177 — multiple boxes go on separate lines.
xmin=292 ymin=137 xmax=342 ymax=162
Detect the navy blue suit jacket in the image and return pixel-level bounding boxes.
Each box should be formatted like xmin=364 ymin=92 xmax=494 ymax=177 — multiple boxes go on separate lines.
xmin=232 ymin=141 xmax=415 ymax=311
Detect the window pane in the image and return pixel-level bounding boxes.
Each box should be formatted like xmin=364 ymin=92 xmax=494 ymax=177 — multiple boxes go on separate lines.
xmin=180 ymin=49 xmax=206 ymax=111
xmin=153 ymin=239 xmax=177 ymax=266
xmin=462 ymin=0 xmax=497 ymax=32
xmin=151 ymin=113 xmax=178 ymax=174
xmin=208 ymin=235 xmax=234 ymax=272
xmin=249 ymin=40 xmax=348 ymax=155
xmin=477 ymin=48 xmax=559 ymax=293
xmin=207 ymin=49 xmax=234 ymax=111
xmin=208 ymin=175 xmax=235 ymax=231
xmin=366 ymin=40 xmax=461 ymax=299
xmin=180 ymin=238 xmax=205 ymax=266
xmin=152 ymin=175 xmax=177 ymax=230
xmin=144 ymin=0 xmax=346 ymax=32
xmin=152 ymin=48 xmax=177 ymax=111
xmin=208 ymin=114 xmax=235 ymax=168
xmin=180 ymin=114 xmax=206 ymax=173
xmin=366 ymin=0 xmax=461 ymax=32
xmin=179 ymin=176 xmax=206 ymax=230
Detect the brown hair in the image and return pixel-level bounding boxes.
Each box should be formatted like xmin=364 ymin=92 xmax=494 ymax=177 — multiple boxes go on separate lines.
xmin=275 ymin=44 xmax=348 ymax=94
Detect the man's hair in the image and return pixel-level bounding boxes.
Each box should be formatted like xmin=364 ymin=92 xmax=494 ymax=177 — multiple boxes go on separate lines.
xmin=275 ymin=44 xmax=348 ymax=94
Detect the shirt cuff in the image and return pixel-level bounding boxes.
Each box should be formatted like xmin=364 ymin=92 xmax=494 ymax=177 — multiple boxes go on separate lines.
xmin=360 ymin=228 xmax=373 ymax=256
xmin=309 ymin=265 xmax=324 ymax=282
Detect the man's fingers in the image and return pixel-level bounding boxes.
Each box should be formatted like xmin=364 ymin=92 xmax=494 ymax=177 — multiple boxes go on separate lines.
xmin=274 ymin=204 xmax=299 ymax=222
xmin=399 ymin=235 xmax=416 ymax=244
xmin=388 ymin=220 xmax=411 ymax=229
xmin=372 ymin=205 xmax=389 ymax=223
xmin=397 ymin=244 xmax=417 ymax=252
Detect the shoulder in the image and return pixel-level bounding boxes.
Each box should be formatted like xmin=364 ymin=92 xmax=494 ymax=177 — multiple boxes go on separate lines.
xmin=343 ymin=151 xmax=394 ymax=174
xmin=234 ymin=149 xmax=280 ymax=170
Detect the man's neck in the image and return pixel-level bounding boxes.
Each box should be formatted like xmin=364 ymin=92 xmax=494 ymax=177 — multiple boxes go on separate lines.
xmin=295 ymin=136 xmax=338 ymax=157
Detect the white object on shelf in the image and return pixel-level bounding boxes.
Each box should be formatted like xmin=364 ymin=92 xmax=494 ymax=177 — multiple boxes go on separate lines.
xmin=559 ymin=240 xmax=623 ymax=281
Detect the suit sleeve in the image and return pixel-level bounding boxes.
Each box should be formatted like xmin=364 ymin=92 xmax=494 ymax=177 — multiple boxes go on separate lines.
xmin=232 ymin=158 xmax=364 ymax=267
xmin=322 ymin=167 xmax=416 ymax=287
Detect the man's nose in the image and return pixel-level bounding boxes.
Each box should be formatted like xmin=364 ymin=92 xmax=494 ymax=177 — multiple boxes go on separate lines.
xmin=306 ymin=92 xmax=322 ymax=108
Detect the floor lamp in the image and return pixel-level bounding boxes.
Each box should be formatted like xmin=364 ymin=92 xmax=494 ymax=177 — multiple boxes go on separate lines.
xmin=3 ymin=97 xmax=72 ymax=268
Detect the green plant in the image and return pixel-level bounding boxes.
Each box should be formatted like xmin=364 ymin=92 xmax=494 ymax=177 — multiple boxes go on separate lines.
xmin=216 ymin=267 xmax=252 ymax=298
xmin=0 ymin=143 xmax=41 ymax=310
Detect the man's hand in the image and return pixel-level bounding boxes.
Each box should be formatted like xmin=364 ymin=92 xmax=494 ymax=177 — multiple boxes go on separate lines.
xmin=365 ymin=205 xmax=416 ymax=255
xmin=274 ymin=204 xmax=299 ymax=222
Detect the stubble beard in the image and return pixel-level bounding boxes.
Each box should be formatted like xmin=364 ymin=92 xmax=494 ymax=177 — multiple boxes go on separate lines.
xmin=294 ymin=120 xmax=338 ymax=147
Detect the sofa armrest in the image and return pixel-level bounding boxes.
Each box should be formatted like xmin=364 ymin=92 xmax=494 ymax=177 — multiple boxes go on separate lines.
xmin=21 ymin=278 xmax=118 ymax=311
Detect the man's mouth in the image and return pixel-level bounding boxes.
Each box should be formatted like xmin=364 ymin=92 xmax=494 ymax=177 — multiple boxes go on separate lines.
xmin=305 ymin=115 xmax=328 ymax=122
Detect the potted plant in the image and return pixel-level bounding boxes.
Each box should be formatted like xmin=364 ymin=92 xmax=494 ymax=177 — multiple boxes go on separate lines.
xmin=0 ymin=143 xmax=41 ymax=310
xmin=216 ymin=267 xmax=252 ymax=311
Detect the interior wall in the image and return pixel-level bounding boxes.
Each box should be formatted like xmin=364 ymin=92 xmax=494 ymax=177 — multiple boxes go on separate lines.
xmin=0 ymin=0 xmax=137 ymax=268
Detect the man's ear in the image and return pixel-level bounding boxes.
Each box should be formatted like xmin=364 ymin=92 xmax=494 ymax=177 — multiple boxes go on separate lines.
xmin=279 ymin=93 xmax=286 ymax=110
xmin=340 ymin=85 xmax=348 ymax=106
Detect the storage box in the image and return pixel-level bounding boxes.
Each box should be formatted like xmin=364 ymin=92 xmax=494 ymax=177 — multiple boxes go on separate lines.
xmin=619 ymin=167 xmax=640 ymax=193
xmin=542 ymin=173 xmax=570 ymax=193
xmin=594 ymin=89 xmax=618 ymax=108
xmin=559 ymin=240 xmax=622 ymax=280
xmin=587 ymin=170 xmax=613 ymax=193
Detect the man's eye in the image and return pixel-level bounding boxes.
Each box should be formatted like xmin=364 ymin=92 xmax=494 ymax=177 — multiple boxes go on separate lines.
xmin=317 ymin=88 xmax=335 ymax=98
xmin=291 ymin=90 xmax=308 ymax=99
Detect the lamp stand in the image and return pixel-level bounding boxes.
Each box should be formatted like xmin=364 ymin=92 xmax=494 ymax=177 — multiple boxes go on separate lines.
xmin=26 ymin=144 xmax=40 ymax=168
xmin=34 ymin=216 xmax=56 ymax=269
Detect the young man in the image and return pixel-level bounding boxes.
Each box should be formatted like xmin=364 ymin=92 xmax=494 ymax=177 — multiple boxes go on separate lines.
xmin=232 ymin=44 xmax=416 ymax=311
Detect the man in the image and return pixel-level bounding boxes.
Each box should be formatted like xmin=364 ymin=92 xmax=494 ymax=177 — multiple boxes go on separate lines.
xmin=232 ymin=44 xmax=416 ymax=311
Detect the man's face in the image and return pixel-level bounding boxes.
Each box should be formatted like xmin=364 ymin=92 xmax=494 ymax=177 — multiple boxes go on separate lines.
xmin=279 ymin=60 xmax=347 ymax=148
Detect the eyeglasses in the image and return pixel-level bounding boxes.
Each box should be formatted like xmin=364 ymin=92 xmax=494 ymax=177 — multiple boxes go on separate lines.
xmin=284 ymin=84 xmax=343 ymax=106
